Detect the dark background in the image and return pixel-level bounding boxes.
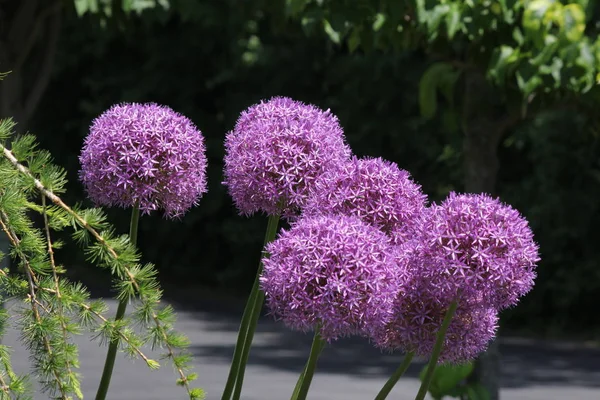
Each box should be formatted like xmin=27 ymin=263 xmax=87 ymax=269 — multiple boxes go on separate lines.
xmin=4 ymin=1 xmax=600 ymax=339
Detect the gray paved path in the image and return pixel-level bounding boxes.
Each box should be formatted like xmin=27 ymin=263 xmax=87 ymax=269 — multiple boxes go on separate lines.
xmin=2 ymin=299 xmax=599 ymax=400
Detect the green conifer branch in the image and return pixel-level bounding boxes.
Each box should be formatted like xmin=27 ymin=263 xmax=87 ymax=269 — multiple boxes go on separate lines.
xmin=0 ymin=370 xmax=13 ymax=399
xmin=0 ymin=211 xmax=70 ymax=399
xmin=42 ymin=195 xmax=83 ymax=399
xmin=25 ymin=283 xmax=158 ymax=370
xmin=0 ymin=341 xmax=30 ymax=400
xmin=149 ymin=310 xmax=197 ymax=397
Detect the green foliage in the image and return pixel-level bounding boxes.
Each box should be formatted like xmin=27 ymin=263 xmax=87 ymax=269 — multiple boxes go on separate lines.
xmin=0 ymin=120 xmax=203 ymax=399
xmin=419 ymin=62 xmax=460 ymax=119
xmin=74 ymin=0 xmax=170 ymax=16
xmin=287 ymin=0 xmax=600 ymax=114
xmin=419 ymin=362 xmax=489 ymax=400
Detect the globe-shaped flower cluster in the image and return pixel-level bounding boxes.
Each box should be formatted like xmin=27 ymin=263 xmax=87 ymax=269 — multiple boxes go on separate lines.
xmin=415 ymin=192 xmax=539 ymax=310
xmin=260 ymin=214 xmax=403 ymax=341
xmin=369 ymin=240 xmax=499 ymax=363
xmin=79 ymin=103 xmax=207 ymax=218
xmin=223 ymin=96 xmax=351 ymax=217
xmin=304 ymin=156 xmax=426 ymax=243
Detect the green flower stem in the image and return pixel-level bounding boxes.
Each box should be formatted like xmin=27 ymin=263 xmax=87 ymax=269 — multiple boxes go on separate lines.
xmin=291 ymin=364 xmax=307 ymax=399
xmin=292 ymin=329 xmax=326 ymax=400
xmin=231 ymin=289 xmax=264 ymax=400
xmin=374 ymin=352 xmax=415 ymax=400
xmin=222 ymin=214 xmax=280 ymax=400
xmin=95 ymin=204 xmax=140 ymax=400
xmin=414 ymin=300 xmax=459 ymax=400
xmin=221 ymin=279 xmax=258 ymax=400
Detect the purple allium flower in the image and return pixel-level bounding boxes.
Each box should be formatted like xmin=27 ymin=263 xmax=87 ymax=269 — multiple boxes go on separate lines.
xmin=303 ymin=156 xmax=427 ymax=243
xmin=223 ymin=96 xmax=351 ymax=217
xmin=260 ymin=214 xmax=403 ymax=341
xmin=382 ymin=300 xmax=498 ymax=364
xmin=370 ymin=241 xmax=498 ymax=363
xmin=79 ymin=103 xmax=207 ymax=218
xmin=414 ymin=193 xmax=540 ymax=310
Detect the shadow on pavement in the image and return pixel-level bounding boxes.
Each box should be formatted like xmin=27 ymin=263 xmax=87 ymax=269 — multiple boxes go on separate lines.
xmin=172 ymin=296 xmax=600 ymax=390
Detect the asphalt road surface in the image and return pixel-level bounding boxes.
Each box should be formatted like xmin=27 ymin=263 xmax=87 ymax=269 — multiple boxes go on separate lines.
xmin=2 ymin=298 xmax=599 ymax=400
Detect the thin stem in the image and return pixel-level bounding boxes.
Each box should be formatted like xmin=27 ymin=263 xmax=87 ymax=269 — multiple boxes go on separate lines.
xmin=231 ymin=290 xmax=264 ymax=400
xmin=223 ymin=214 xmax=280 ymax=400
xmin=292 ymin=329 xmax=326 ymax=400
xmin=291 ymin=365 xmax=307 ymax=399
xmin=414 ymin=300 xmax=459 ymax=400
xmin=374 ymin=352 xmax=415 ymax=400
xmin=128 ymin=203 xmax=140 ymax=248
xmin=220 ymin=280 xmax=258 ymax=400
xmin=95 ymin=204 xmax=140 ymax=400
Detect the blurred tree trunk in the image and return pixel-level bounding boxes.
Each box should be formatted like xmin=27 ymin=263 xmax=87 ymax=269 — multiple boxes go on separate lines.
xmin=461 ymin=71 xmax=513 ymax=400
xmin=0 ymin=0 xmax=62 ymax=130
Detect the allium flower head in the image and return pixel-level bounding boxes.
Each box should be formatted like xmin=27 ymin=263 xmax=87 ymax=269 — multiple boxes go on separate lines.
xmin=381 ymin=302 xmax=498 ymax=363
xmin=223 ymin=96 xmax=351 ymax=217
xmin=79 ymin=103 xmax=207 ymax=218
xmin=371 ymin=240 xmax=498 ymax=363
xmin=304 ymin=156 xmax=427 ymax=243
xmin=416 ymin=193 xmax=540 ymax=309
xmin=260 ymin=214 xmax=402 ymax=341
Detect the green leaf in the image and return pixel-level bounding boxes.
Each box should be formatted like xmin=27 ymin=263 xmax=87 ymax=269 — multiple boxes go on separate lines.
xmin=522 ymin=0 xmax=555 ymax=47
xmin=523 ymin=0 xmax=553 ymax=30
xmin=426 ymin=4 xmax=451 ymax=40
xmin=529 ymin=35 xmax=559 ymax=66
xmin=74 ymin=0 xmax=95 ymax=16
xmin=146 ymin=359 xmax=160 ymax=370
xmin=415 ymin=0 xmax=427 ymax=24
xmin=419 ymin=362 xmax=474 ymax=399
xmin=285 ymin=0 xmax=308 ymax=17
xmin=445 ymin=3 xmax=462 ymax=39
xmin=512 ymin=27 xmax=525 ymax=46
xmin=348 ymin=29 xmax=361 ymax=53
xmin=538 ymin=57 xmax=563 ymax=87
xmin=372 ymin=13 xmax=386 ymax=32
xmin=419 ymin=62 xmax=457 ymax=119
xmin=323 ymin=19 xmax=341 ymax=44
xmin=516 ymin=69 xmax=543 ymax=97
xmin=559 ymin=4 xmax=586 ymax=42
xmin=467 ymin=383 xmax=491 ymax=400
xmin=488 ymin=45 xmax=520 ymax=84
xmin=190 ymin=387 xmax=206 ymax=400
